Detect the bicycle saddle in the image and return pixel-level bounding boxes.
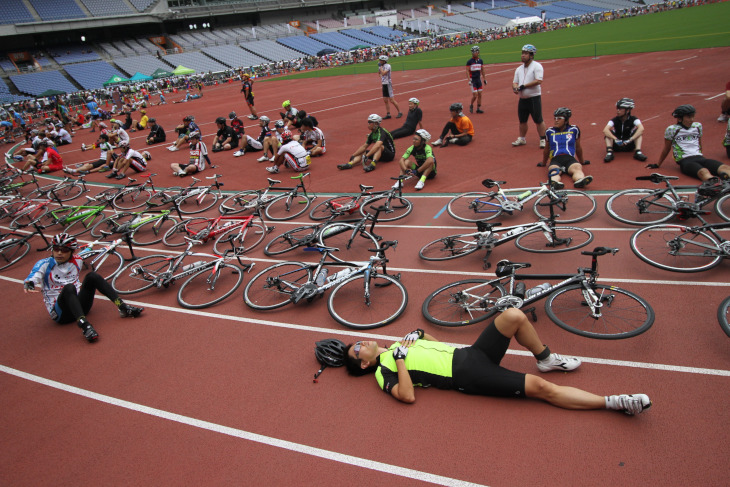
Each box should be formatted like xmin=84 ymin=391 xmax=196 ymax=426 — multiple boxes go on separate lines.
xmin=481 ymin=179 xmax=506 ymax=188
xmin=636 ymin=173 xmax=678 ymax=183
xmin=495 ymin=260 xmax=531 ymax=277
xmin=359 ymin=184 xmax=373 ymax=191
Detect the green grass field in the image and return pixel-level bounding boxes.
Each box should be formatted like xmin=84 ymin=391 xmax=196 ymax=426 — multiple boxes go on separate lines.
xmin=277 ymin=2 xmax=729 ymax=80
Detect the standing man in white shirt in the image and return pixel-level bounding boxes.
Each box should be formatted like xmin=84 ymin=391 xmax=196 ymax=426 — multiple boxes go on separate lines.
xmin=511 ymin=44 xmax=546 ymax=149
xmin=378 ymin=55 xmax=402 ymax=120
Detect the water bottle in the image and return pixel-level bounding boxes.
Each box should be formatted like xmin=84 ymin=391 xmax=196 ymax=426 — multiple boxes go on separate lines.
xmin=525 ymin=283 xmax=551 ymax=299
xmin=182 ymin=261 xmax=204 ymax=272
xmin=328 ymin=267 xmax=355 ymax=283
xmin=322 ymin=225 xmax=345 ymax=238
xmin=506 ymin=226 xmax=525 ymax=237
xmin=516 ymin=190 xmax=532 ymax=201
xmin=315 ymin=268 xmax=329 ymax=286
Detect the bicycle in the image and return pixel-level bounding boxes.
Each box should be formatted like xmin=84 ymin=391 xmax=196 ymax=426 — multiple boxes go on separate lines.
xmin=90 ymin=197 xmax=182 ymax=246
xmin=421 ymin=247 xmax=654 ymax=339
xmin=716 ymin=296 xmax=730 ymax=337
xmin=43 ymin=191 xmax=118 ymax=237
xmin=218 ymin=173 xmax=316 ymax=220
xmin=28 ymin=175 xmax=88 ymax=203
xmin=0 ymin=221 xmax=51 ymax=271
xmin=0 ymin=165 xmax=39 ymax=196
xmin=171 ymin=174 xmax=226 ymax=214
xmin=75 ymin=229 xmax=138 ymax=280
xmin=447 ymin=174 xmax=596 ymax=224
xmin=112 ymin=238 xmax=255 ymax=309
xmin=606 ymin=173 xmax=730 ymax=225
xmin=7 ymin=193 xmax=60 ymax=230
xmin=308 ymin=176 xmax=413 ymax=222
xmin=419 ymin=195 xmax=594 ymax=268
xmin=243 ymin=241 xmax=407 ymax=329
xmin=111 ymin=173 xmax=164 ymax=210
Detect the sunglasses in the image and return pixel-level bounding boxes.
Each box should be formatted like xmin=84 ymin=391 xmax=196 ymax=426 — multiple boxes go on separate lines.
xmin=52 ymin=246 xmax=72 ymax=252
xmin=554 ymin=117 xmax=565 ymax=120
xmin=353 ymin=341 xmax=362 ymax=358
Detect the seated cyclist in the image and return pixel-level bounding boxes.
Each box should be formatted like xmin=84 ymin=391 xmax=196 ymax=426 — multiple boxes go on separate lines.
xmin=337 ymin=114 xmax=396 ymax=172
xmin=542 ymin=107 xmax=592 ymax=189
xmin=23 ymin=233 xmax=143 ymax=342
xmin=265 ymin=130 xmax=311 ymax=174
xmin=395 ymin=129 xmax=436 ymax=191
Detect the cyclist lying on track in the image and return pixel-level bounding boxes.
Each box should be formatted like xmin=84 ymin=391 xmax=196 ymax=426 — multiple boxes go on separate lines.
xmin=23 ymin=233 xmax=144 ymax=343
xmin=344 ymin=308 xmax=651 ymax=415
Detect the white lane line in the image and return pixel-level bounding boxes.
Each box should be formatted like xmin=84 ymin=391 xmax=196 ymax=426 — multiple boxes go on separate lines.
xmin=706 ymin=93 xmax=725 ymax=101
xmin=0 ymin=364 xmax=487 ymax=487
xmin=675 ymin=56 xmax=698 ymax=63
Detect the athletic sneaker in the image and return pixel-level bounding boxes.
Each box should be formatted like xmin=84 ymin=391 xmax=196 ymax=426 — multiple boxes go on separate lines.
xmin=363 ymin=164 xmax=375 ymax=173
xmin=449 ymin=138 xmax=458 ymax=144
xmin=574 ymin=175 xmax=593 ymax=188
xmin=383 ymin=114 xmax=392 ymax=120
xmin=608 ymin=394 xmax=652 ymax=415
xmin=476 ymin=108 xmax=484 ymax=114
xmin=81 ymin=144 xmax=87 ymax=152
xmin=257 ymin=155 xmax=269 ymax=162
xmin=233 ymin=149 xmax=245 ymax=157
xmin=82 ymin=324 xmax=98 ymax=342
xmin=337 ymin=163 xmax=354 ymax=170
xmin=105 ymin=171 xmax=118 ymax=179
xmin=550 ymin=180 xmax=565 ymax=190
xmin=604 ymin=152 xmax=615 ymax=163
xmin=396 ymin=112 xmax=403 ymax=119
xmin=119 ymin=302 xmax=144 ymax=318
xmin=512 ymin=137 xmax=526 ymax=146
xmin=537 ymin=353 xmax=581 ymax=372
xmin=415 ymin=179 xmax=425 ymax=190
xmin=718 ymin=114 xmax=729 ymax=122
xmin=248 ymin=115 xmax=258 ymax=120
xmin=633 ymin=151 xmax=648 ymax=162
xmin=169 ymin=146 xmax=180 ymax=152
xmin=432 ymin=138 xmax=443 ymax=146
xmin=392 ymin=180 xmax=401 ymax=189
xmin=63 ymin=167 xmax=76 ymax=174
xmin=269 ymin=156 xmax=275 ymax=162
xmin=265 ymin=165 xmax=279 ymax=173
xmin=539 ymin=139 xmax=546 ymax=149
xmin=115 ymin=173 xmax=125 ymax=180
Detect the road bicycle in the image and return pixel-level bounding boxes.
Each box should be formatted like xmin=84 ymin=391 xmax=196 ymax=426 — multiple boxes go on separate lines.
xmin=41 ymin=191 xmax=119 ymax=237
xmin=606 ymin=173 xmax=730 ymax=225
xmin=75 ymin=229 xmax=139 ymax=280
xmin=112 ymin=238 xmax=255 ymax=309
xmin=7 ymin=193 xmax=60 ymax=229
xmin=218 ymin=172 xmax=316 ymax=220
xmin=28 ymin=175 xmax=89 ymax=203
xmin=447 ymin=174 xmax=596 ymax=224
xmin=0 ymin=221 xmax=51 ymax=271
xmin=111 ymin=173 xmax=165 ymax=210
xmin=308 ymin=176 xmax=413 ymax=222
xmin=90 ymin=197 xmax=183 ymax=245
xmin=244 ymin=241 xmax=407 ymax=329
xmin=0 ymin=165 xmax=39 ymax=196
xmin=716 ymin=296 xmax=730 ymax=337
xmin=422 ymin=247 xmax=654 ymax=339
xmin=419 ymin=195 xmax=594 ymax=268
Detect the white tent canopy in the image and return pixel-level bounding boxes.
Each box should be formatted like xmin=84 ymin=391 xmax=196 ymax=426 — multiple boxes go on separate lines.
xmin=504 ymin=16 xmax=542 ymax=27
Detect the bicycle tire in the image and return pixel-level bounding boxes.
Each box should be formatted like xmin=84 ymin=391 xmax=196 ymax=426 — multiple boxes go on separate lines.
xmin=264 ymin=225 xmax=317 ymax=256
xmin=131 ymin=216 xmax=178 ymax=246
xmin=716 ymin=296 xmax=730 ymax=337
xmin=213 ymin=216 xmax=267 ymax=255
xmin=419 ymin=234 xmax=481 ymax=261
xmin=63 ymin=211 xmax=106 ymax=237
xmin=163 ymin=217 xmax=208 ymax=247
xmin=90 ymin=212 xmax=134 ymax=238
xmin=359 ymin=194 xmax=412 ymax=222
xmin=630 ymin=224 xmax=723 ymax=272
xmin=515 ymin=226 xmax=593 ymax=253
xmin=178 ymin=262 xmax=243 ymax=309
xmin=309 ymin=196 xmax=359 ymax=221
xmin=327 ymin=273 xmax=408 ymax=329
xmin=422 ymin=279 xmax=506 ymax=327
xmin=265 ymin=192 xmax=312 ymax=221
xmin=79 ymin=249 xmax=124 ymax=280
xmin=243 ymin=262 xmax=311 ymax=310
xmin=0 ymin=239 xmax=30 ymax=270
xmin=317 ymin=223 xmax=381 ymax=263
xmin=10 ymin=207 xmax=49 ymax=229
xmin=112 ymin=187 xmax=153 ymax=210
xmin=544 ymin=283 xmax=654 ymax=339
xmin=112 ymin=254 xmax=171 ymax=294
xmin=714 ymin=194 xmax=730 ymax=222
xmin=605 ymin=189 xmax=676 ymax=225
xmin=218 ymin=190 xmax=262 ymax=215
xmin=533 ymin=190 xmax=597 ymax=223
xmin=447 ymin=192 xmax=503 ymax=222
xmin=52 ymin=182 xmax=84 ymax=202
xmin=177 ymin=190 xmax=219 ymax=214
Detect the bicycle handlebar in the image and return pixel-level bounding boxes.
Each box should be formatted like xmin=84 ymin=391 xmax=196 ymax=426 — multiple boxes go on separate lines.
xmin=580 ymin=246 xmax=618 ymax=256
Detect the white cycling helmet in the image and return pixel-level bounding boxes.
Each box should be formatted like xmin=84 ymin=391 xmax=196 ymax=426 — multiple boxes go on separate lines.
xmin=378 ymin=55 xmax=388 ymax=62
xmin=367 ymin=114 xmax=382 ymax=124
xmin=415 ymin=129 xmax=431 ymax=141
xmin=522 ymin=44 xmax=537 ymax=54
xmin=259 ymin=115 xmax=270 ymax=123
xmin=408 ymin=97 xmax=420 ymax=104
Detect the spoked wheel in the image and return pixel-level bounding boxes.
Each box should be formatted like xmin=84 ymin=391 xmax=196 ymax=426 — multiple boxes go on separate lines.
xmin=309 ymin=196 xmax=359 ymax=221
xmin=79 ymin=250 xmax=124 ymax=280
xmin=90 ymin=213 xmax=134 ymax=239
xmin=163 ymin=217 xmax=209 ymax=247
xmin=605 ymin=189 xmax=676 ymax=225
xmin=131 ymin=216 xmax=178 ymax=246
xmin=264 ymin=226 xmax=317 ymax=256
xmin=714 ymin=194 xmax=730 ymax=222
xmin=177 ymin=191 xmax=219 ymax=214
xmin=10 ymin=208 xmax=49 ymax=229
xmin=112 ymin=188 xmax=153 ymax=210
xmin=422 ymin=279 xmax=506 ymax=326
xmin=0 ymin=239 xmax=31 ymax=270
xmin=327 ymin=274 xmax=408 ymax=329
xmin=213 ymin=216 xmax=267 ymax=255
xmin=177 ymin=263 xmax=243 ymax=309
xmin=112 ymin=254 xmax=171 ymax=294
xmin=359 ymin=195 xmax=412 ymax=222
xmin=419 ymin=234 xmax=480 ymax=261
xmin=515 ymin=226 xmax=593 ymax=253
xmin=243 ymin=262 xmax=311 ymax=310
xmin=533 ymin=190 xmax=597 ymax=223
xmin=630 ymin=224 xmax=723 ymax=272
xmin=544 ymin=284 xmax=654 ymax=339
xmin=317 ymin=223 xmax=380 ymax=263
xmin=51 ymin=183 xmax=84 ymax=202
xmin=447 ymin=192 xmax=503 ymax=222
xmin=265 ymin=193 xmax=313 ymax=220
xmin=218 ymin=190 xmax=262 ymax=216
xmin=716 ymin=296 xmax=730 ymax=337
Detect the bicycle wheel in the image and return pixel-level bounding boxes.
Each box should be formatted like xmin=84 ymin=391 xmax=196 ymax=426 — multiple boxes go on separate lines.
xmin=533 ymin=190 xmax=597 ymax=223
xmin=714 ymin=194 xmax=730 ymax=222
xmin=630 ymin=224 xmax=723 ymax=272
xmin=112 ymin=254 xmax=170 ymax=294
xmin=0 ymin=239 xmax=30 ymax=270
xmin=422 ymin=279 xmax=505 ymax=327
xmin=79 ymin=249 xmax=124 ymax=280
xmin=309 ymin=196 xmax=359 ymax=220
xmin=131 ymin=216 xmax=177 ymax=246
xmin=52 ymin=182 xmax=84 ymax=202
xmin=605 ymin=189 xmax=676 ymax=225
xmin=359 ymin=194 xmax=412 ymax=222
xmin=447 ymin=192 xmax=503 ymax=222
xmin=243 ymin=262 xmax=311 ymax=310
xmin=63 ymin=211 xmax=106 ymax=237
xmin=545 ymin=284 xmax=654 ymax=339
xmin=327 ymin=273 xmax=408 ymax=329
xmin=177 ymin=190 xmax=219 ymax=214
xmin=515 ymin=226 xmax=593 ymax=253
xmin=264 ymin=225 xmax=317 ymax=256
xmin=213 ymin=216 xmax=267 ymax=255
xmin=716 ymin=296 xmax=730 ymax=337
xmin=112 ymin=188 xmax=153 ymax=210
xmin=10 ymin=207 xmax=49 ymax=229
xmin=90 ymin=212 xmax=133 ymax=238
xmin=317 ymin=223 xmax=380 ymax=263
xmin=218 ymin=190 xmax=261 ymax=215
xmin=265 ymin=192 xmax=312 ymax=220
xmin=163 ymin=217 xmax=208 ymax=247
xmin=419 ymin=234 xmax=480 ymax=261
xmin=178 ymin=263 xmax=243 ymax=309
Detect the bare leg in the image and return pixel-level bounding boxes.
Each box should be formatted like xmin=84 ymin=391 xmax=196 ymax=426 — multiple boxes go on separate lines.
xmin=525 ymin=375 xmax=606 ymax=409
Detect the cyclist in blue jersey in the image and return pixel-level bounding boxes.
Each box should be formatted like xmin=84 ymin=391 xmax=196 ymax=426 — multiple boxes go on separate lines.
xmin=542 ymin=107 xmax=592 ymax=189
xmin=466 ymin=46 xmax=486 ymax=114
xmin=86 ymin=96 xmax=100 ymax=133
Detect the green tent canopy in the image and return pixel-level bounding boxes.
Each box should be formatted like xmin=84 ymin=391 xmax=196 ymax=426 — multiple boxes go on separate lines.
xmin=172 ymin=65 xmax=195 ymax=75
xmin=103 ymin=74 xmax=129 ymax=86
xmin=151 ymin=68 xmax=174 ymax=79
xmin=350 ymin=44 xmax=370 ymax=50
xmin=129 ymin=72 xmax=153 ymax=81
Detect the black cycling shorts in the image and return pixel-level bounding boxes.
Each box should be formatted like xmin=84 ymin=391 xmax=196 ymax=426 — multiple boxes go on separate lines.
xmin=678 ymin=155 xmax=724 ymax=178
xmin=549 ymin=154 xmax=580 ymax=171
xmin=517 ymin=96 xmax=543 ymax=124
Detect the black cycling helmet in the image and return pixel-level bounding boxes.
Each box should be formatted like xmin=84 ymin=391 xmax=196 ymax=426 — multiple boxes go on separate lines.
xmin=554 ymin=107 xmax=572 ymax=119
xmin=672 ymin=104 xmax=696 ymax=118
xmin=229 ymin=111 xmax=237 ymax=119
xmin=449 ymin=102 xmax=463 ymax=112
xmin=314 ymin=338 xmax=346 ymax=367
xmin=215 ymin=116 xmax=226 ymax=124
xmin=616 ymin=98 xmax=635 ymax=110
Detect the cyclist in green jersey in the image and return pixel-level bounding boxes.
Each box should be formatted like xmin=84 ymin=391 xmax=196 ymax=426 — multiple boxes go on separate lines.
xmin=394 ymin=129 xmax=436 ymax=191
